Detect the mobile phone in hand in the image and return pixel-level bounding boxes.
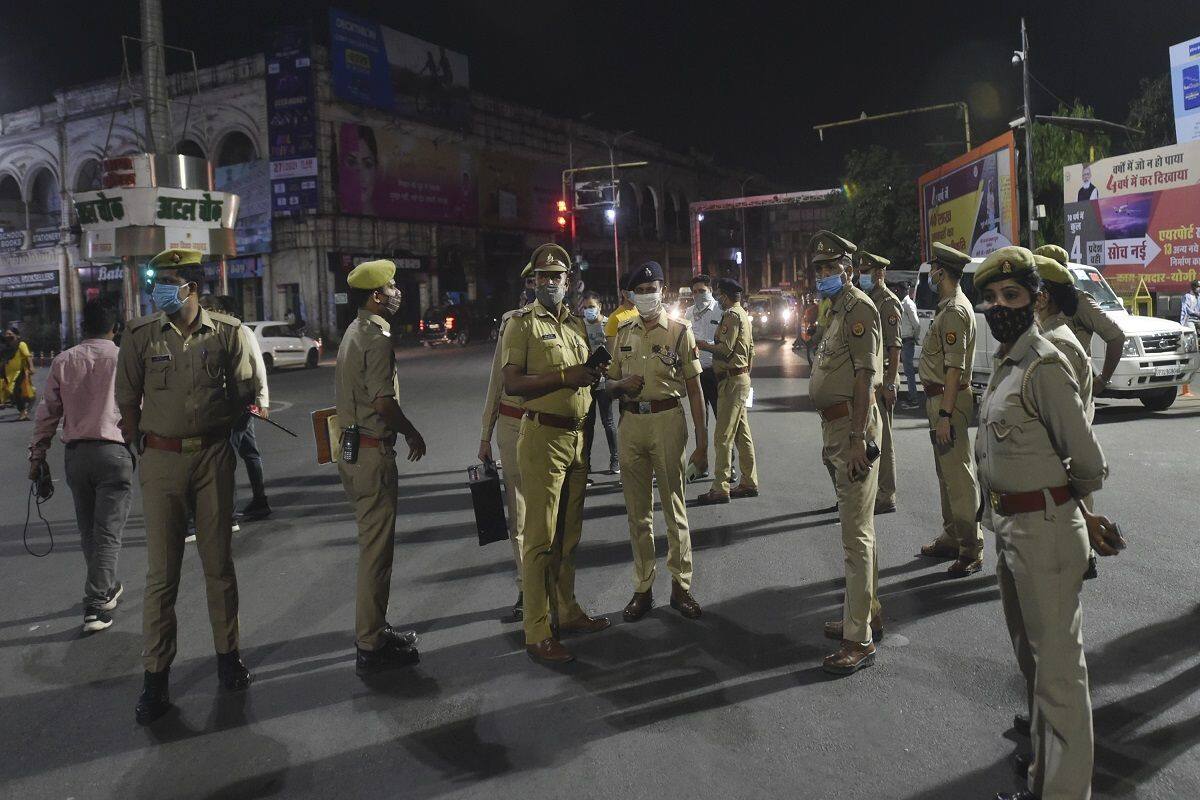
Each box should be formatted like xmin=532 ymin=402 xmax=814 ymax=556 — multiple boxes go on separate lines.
xmin=585 ymin=344 xmax=611 ymax=370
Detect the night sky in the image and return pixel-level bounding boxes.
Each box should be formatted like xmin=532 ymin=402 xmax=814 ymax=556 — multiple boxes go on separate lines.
xmin=3 ymin=1 xmax=1199 ymax=186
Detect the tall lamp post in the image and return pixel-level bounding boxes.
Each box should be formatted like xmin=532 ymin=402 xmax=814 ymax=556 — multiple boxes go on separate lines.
xmin=606 ymin=130 xmax=635 ymax=287
xmin=1014 ymin=18 xmax=1037 ymax=247
xmin=739 ymin=175 xmax=754 ymax=289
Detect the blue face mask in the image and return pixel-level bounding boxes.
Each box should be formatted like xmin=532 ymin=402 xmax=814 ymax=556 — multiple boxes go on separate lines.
xmin=583 ymin=306 xmax=600 ymax=322
xmin=816 ymin=274 xmax=845 ymax=299
xmin=859 ymin=273 xmax=875 ymax=293
xmin=152 ymin=282 xmax=186 ymax=314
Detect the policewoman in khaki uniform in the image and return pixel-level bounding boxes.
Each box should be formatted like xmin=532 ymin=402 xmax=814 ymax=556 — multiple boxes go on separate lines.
xmin=1034 ymin=245 xmax=1124 ymax=395
xmin=806 ymin=231 xmax=885 ymax=675
xmin=501 ymin=244 xmax=609 ymax=665
xmin=1033 ymin=255 xmax=1094 ymax=422
xmin=336 ymin=259 xmax=427 ymax=677
xmin=479 ymin=261 xmax=533 ymax=620
xmin=115 ymin=249 xmax=257 ymax=724
xmin=856 ymin=250 xmax=902 ymax=514
xmin=607 ymin=261 xmax=707 ymax=621
xmin=694 ymin=277 xmax=758 ymax=505
xmin=918 ymin=242 xmax=985 ymax=576
xmin=973 ymin=246 xmax=1123 ymax=800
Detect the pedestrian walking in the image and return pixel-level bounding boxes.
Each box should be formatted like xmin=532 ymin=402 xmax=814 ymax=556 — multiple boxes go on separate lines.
xmin=336 ymin=259 xmax=427 ymax=677
xmin=917 ymin=242 xmax=985 ymax=577
xmin=684 ymin=274 xmax=724 ymax=480
xmin=501 ymin=244 xmax=610 ymax=664
xmin=28 ymin=298 xmax=132 ymax=633
xmin=1181 ymin=279 xmax=1200 ymax=332
xmin=579 ymin=292 xmax=619 ymax=477
xmin=973 ymin=245 xmax=1123 ymax=800
xmin=115 ymin=249 xmax=258 ymax=725
xmin=898 ymin=282 xmax=921 ymax=407
xmin=806 ymin=231 xmax=884 ymax=675
xmin=2 ymin=326 xmax=36 ymax=421
xmin=607 ymin=261 xmax=707 ymax=622
xmin=857 ymin=250 xmax=902 ymax=514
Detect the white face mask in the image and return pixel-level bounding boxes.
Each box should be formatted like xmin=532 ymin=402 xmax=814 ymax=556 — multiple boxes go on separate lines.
xmin=633 ymin=290 xmax=663 ymax=317
xmin=695 ymin=289 xmax=713 ymax=307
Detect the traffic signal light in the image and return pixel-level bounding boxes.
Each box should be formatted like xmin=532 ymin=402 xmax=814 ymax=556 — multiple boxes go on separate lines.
xmin=556 ymin=198 xmax=568 ymax=230
xmin=143 ymin=265 xmax=156 ymax=285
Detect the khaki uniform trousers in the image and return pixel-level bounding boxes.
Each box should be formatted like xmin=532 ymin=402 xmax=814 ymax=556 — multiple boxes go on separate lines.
xmin=518 ymin=416 xmax=587 ymax=645
xmin=820 ymin=405 xmax=882 ymax=644
xmin=338 ymin=442 xmax=399 ymax=651
xmin=992 ymin=502 xmax=1093 ymax=799
xmin=495 ymin=414 xmax=526 ymax=588
xmin=925 ymin=391 xmax=984 ymax=559
xmin=140 ymin=440 xmax=238 ymax=672
xmin=875 ymin=387 xmax=897 ymax=506
xmin=710 ymin=373 xmax=758 ymax=495
xmin=618 ymin=404 xmax=693 ymax=592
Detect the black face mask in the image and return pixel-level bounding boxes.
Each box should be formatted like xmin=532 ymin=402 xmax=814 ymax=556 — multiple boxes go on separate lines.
xmin=984 ymin=303 xmax=1034 ymax=343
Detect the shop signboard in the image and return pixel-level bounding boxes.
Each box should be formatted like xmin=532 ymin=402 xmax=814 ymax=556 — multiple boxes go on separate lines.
xmin=0 ymin=229 xmax=25 ymax=253
xmin=0 ymin=270 xmax=60 ymax=298
xmin=917 ymin=132 xmax=1019 ymax=262
xmin=1170 ymin=35 xmax=1200 ymax=144
xmin=266 ymin=25 xmax=319 ymax=216
xmin=72 ymin=188 xmax=239 ymax=230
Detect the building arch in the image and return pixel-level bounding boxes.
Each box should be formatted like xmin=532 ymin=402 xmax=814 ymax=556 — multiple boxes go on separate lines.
xmin=663 ymin=187 xmax=680 ymax=244
xmin=214 ymin=130 xmax=259 ymax=167
xmin=177 ymin=138 xmax=207 ymax=159
xmin=73 ymin=158 xmax=104 ymax=192
xmin=676 ymin=191 xmax=690 ymax=243
xmin=640 ymin=184 xmax=659 ymax=240
xmin=0 ymin=172 xmax=26 ymax=232
xmin=617 ymin=180 xmax=639 ymax=244
xmin=26 ymin=166 xmax=61 ymax=229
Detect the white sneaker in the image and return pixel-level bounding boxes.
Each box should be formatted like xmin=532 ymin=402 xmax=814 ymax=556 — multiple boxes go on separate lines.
xmin=97 ymin=582 xmax=123 ymax=612
xmin=83 ymin=607 xmax=114 ymax=633
xmin=185 ymin=533 xmax=197 ymax=543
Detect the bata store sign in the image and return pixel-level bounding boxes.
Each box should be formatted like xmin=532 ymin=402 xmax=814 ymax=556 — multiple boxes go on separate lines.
xmin=1063 ymin=140 xmax=1200 ymax=294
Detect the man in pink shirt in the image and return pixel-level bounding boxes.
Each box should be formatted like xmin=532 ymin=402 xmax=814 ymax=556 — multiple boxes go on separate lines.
xmin=28 ymin=299 xmax=133 ymax=633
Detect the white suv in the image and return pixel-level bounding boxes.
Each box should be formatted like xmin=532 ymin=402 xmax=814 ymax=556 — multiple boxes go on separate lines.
xmin=243 ymin=321 xmax=322 ymax=372
xmin=914 ymin=260 xmax=1200 ymax=411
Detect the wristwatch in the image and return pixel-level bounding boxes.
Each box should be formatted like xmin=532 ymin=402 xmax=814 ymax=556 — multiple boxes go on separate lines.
xmin=938 ymin=409 xmax=952 ymax=419
xmin=883 ymin=383 xmax=896 ymax=392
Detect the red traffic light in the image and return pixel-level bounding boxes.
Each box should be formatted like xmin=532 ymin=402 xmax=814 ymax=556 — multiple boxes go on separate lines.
xmin=556 ymin=215 xmax=568 ymax=228
xmin=556 ymin=199 xmax=568 ymax=213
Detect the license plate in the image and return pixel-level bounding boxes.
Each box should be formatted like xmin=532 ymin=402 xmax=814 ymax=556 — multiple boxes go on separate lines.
xmin=1153 ymin=365 xmax=1179 ymax=378
xmin=428 ymin=324 xmax=441 ymax=330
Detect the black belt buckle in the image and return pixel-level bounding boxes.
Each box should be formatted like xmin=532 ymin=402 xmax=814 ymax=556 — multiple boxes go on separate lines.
xmin=638 ymin=401 xmax=652 ymax=414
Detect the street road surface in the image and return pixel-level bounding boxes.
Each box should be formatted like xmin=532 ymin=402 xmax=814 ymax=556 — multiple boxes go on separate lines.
xmin=2 ymin=339 xmax=1198 ymax=799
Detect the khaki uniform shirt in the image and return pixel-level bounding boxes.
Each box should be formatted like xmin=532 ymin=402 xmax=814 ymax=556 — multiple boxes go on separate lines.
xmin=1067 ymin=291 xmax=1122 ymax=355
xmin=608 ymin=313 xmax=702 ymax=400
xmin=919 ymin=286 xmax=976 ymax=385
xmin=480 ymin=308 xmax=527 ymax=441
xmin=809 ymin=286 xmax=883 ymax=410
xmin=501 ymin=300 xmax=591 ymax=418
xmin=335 ymin=310 xmax=400 ymax=440
xmin=975 ymin=325 xmax=1106 ymax=497
xmin=712 ymin=303 xmax=754 ymax=376
xmin=1040 ymin=313 xmax=1094 ymax=421
xmin=115 ymin=308 xmax=255 ymax=438
xmin=869 ymin=282 xmax=902 ymax=367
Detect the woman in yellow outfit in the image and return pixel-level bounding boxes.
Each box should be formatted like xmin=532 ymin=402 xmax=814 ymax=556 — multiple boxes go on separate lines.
xmin=1 ymin=327 xmax=36 ymax=420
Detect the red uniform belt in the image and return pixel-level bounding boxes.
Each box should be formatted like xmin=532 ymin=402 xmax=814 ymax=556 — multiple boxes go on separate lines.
xmin=988 ymin=485 xmax=1073 ymax=516
xmin=498 ymin=402 xmax=524 ymax=420
xmin=525 ymin=411 xmax=584 ymax=431
xmin=144 ymin=431 xmax=226 ymax=454
xmin=922 ymin=381 xmax=969 ymax=397
xmin=359 ymin=433 xmax=385 ymax=448
xmin=818 ymin=398 xmax=875 ymax=423
xmin=620 ymin=397 xmax=680 ymax=414
xmin=719 ymin=366 xmax=751 ymax=381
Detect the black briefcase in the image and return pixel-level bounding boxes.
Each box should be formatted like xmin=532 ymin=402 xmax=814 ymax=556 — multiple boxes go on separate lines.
xmin=467 ymin=459 xmax=508 ymax=546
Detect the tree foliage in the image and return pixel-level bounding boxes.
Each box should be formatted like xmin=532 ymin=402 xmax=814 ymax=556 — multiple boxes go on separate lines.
xmin=1125 ymin=74 xmax=1175 ymax=151
xmin=1029 ymin=101 xmax=1111 ymax=248
xmin=829 ymin=145 xmax=920 ymax=267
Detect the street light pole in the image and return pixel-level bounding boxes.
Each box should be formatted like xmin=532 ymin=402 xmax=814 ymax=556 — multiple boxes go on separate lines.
xmin=1019 ymin=18 xmax=1037 ymax=247
xmin=608 ymin=130 xmax=634 ymax=288
xmin=740 ymin=175 xmax=754 ymax=289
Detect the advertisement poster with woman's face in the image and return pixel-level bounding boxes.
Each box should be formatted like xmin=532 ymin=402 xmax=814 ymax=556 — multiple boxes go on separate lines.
xmin=337 ymin=123 xmax=477 ymax=223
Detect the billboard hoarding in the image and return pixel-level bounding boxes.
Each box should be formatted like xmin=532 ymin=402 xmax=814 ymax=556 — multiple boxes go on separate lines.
xmin=329 ymin=8 xmax=471 ymax=131
xmin=1170 ymin=36 xmax=1200 ymax=144
xmin=336 ymin=123 xmax=477 ymax=224
xmin=917 ymin=131 xmax=1019 ymax=262
xmin=215 ymin=160 xmax=272 ymax=255
xmin=477 ymin=152 xmax=560 ymax=231
xmin=265 ymin=26 xmax=319 ymax=217
xmin=1062 ymin=140 xmax=1200 ymax=203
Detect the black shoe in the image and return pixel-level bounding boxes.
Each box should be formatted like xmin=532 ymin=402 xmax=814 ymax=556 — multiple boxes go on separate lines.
xmin=1013 ymin=752 xmax=1032 ymax=777
xmin=513 ymin=592 xmax=524 ymax=621
xmin=1083 ymin=554 xmax=1098 ymax=580
xmin=356 ymin=627 xmax=420 ymax=676
xmin=995 ymin=791 xmax=1038 ymax=800
xmin=609 ymin=458 xmax=620 ymax=475
xmin=135 ymin=669 xmax=171 ymax=725
xmin=217 ymin=650 xmax=253 ymax=691
xmin=1013 ymin=712 xmax=1030 ymax=737
xmin=83 ymin=606 xmax=113 ymax=633
xmin=97 ymin=582 xmax=124 ymax=612
xmin=586 ymin=477 xmax=595 ymax=487
xmin=239 ymin=496 xmax=272 ymax=520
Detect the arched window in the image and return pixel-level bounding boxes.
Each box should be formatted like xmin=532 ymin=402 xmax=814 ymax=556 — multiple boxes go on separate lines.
xmin=75 ymin=159 xmax=102 ymax=192
xmin=0 ymin=174 xmax=25 ymax=231
xmin=617 ymin=181 xmax=638 ymax=243
xmin=663 ymin=189 xmax=679 ymax=244
xmin=177 ymin=139 xmax=206 ymax=159
xmin=27 ymin=168 xmax=61 ymax=230
xmin=677 ymin=192 xmax=690 ymax=243
xmin=640 ymin=185 xmax=658 ymax=240
xmin=215 ymin=131 xmax=257 ymax=167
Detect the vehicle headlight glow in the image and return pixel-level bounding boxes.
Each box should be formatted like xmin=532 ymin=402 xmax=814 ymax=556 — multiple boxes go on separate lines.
xmin=1121 ymin=336 xmax=1140 ymax=357
xmin=1180 ymin=331 xmax=1198 ymax=354
xmin=781 ymin=310 xmax=793 ymax=321
xmin=759 ymin=314 xmax=768 ymax=324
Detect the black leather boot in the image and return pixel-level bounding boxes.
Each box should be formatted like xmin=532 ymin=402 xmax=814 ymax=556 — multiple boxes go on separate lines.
xmin=135 ymin=669 xmax=171 ymax=725
xmin=217 ymin=650 xmax=253 ymax=691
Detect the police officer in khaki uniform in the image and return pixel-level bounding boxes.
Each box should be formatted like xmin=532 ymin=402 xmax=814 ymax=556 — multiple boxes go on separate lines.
xmin=694 ymin=277 xmax=758 ymax=505
xmin=806 ymin=231 xmax=884 ymax=674
xmin=1034 ymin=244 xmax=1124 ymax=395
xmin=479 ymin=261 xmax=533 ymax=620
xmin=856 ymin=250 xmax=902 ymax=514
xmin=1033 ymin=255 xmax=1095 ymax=422
xmin=336 ymin=259 xmax=427 ymax=677
xmin=918 ymin=242 xmax=985 ymax=576
xmin=115 ymin=248 xmax=257 ymax=724
xmin=973 ymin=246 xmax=1123 ymax=800
xmin=607 ymin=261 xmax=707 ymax=621
xmin=501 ymin=244 xmax=609 ymax=665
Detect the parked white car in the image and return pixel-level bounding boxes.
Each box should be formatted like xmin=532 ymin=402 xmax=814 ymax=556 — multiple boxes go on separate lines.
xmin=914 ymin=259 xmax=1200 ymax=411
xmin=243 ymin=321 xmax=322 ymax=372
